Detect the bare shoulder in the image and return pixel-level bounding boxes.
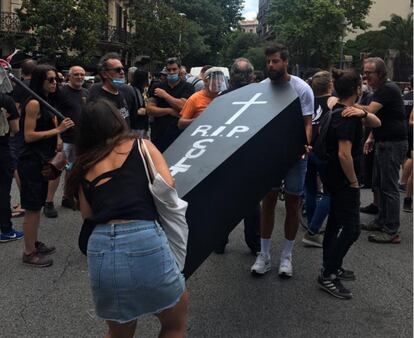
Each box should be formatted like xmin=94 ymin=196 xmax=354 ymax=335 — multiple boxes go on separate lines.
xmin=25 ymin=99 xmax=40 ymax=116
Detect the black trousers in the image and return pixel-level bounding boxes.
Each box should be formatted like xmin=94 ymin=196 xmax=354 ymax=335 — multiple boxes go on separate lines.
xmin=0 ymin=144 xmax=13 ymax=233
xmin=323 ymin=186 xmax=361 ymax=275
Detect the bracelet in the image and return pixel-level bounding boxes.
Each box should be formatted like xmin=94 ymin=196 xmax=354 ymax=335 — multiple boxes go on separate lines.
xmin=361 ymin=108 xmax=368 ymax=118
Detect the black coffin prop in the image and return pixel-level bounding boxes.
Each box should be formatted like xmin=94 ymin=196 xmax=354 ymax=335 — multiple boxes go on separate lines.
xmin=163 ymin=82 xmax=307 ymax=278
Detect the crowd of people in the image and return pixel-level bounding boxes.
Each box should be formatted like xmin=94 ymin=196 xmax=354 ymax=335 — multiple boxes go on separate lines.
xmin=0 ymin=42 xmax=412 ymax=337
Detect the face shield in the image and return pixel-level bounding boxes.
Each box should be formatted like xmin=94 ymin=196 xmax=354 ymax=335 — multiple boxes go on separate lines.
xmin=204 ymin=68 xmax=227 ymax=93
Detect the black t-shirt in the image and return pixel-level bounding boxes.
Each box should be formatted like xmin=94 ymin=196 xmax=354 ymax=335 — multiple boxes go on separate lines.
xmin=130 ymin=85 xmax=149 ymax=131
xmin=148 ymin=80 xmax=195 ymax=135
xmin=12 ymin=79 xmax=31 ymax=106
xmin=326 ymin=104 xmax=363 ymax=192
xmin=311 ymin=95 xmax=330 ymax=146
xmin=87 ymin=84 xmax=130 ymax=127
xmin=403 ymin=90 xmax=413 ymax=118
xmin=371 ymin=81 xmax=407 ymax=142
xmin=0 ymin=94 xmax=19 ymax=146
xmin=57 ymin=85 xmax=88 ymax=143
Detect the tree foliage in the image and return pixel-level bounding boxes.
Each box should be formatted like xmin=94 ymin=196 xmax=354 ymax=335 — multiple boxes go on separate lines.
xmin=266 ymin=0 xmax=372 ymax=69
xmin=220 ymin=31 xmax=262 ymax=67
xmin=16 ymin=0 xmax=107 ymax=64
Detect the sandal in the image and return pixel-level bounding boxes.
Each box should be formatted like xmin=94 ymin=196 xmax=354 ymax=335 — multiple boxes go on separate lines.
xmin=12 ymin=204 xmax=25 ymax=218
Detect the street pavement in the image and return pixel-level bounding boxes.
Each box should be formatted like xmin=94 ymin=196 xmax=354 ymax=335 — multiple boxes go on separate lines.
xmin=1 ymin=183 xmax=412 ymax=338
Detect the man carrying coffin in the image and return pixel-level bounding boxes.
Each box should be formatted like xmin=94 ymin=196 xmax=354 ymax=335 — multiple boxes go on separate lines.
xmin=251 ymin=43 xmax=313 ymax=278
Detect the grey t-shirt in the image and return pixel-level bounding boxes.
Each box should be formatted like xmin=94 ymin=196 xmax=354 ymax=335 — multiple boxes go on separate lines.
xmin=262 ymin=75 xmax=314 ymax=116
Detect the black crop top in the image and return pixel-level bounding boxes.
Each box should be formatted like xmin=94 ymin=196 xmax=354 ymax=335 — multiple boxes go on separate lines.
xmin=81 ymin=139 xmax=158 ymax=224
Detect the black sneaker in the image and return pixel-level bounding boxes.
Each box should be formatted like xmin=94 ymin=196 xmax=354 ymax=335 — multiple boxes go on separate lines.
xmin=360 ymin=203 xmax=379 ymax=215
xmin=61 ymin=196 xmax=76 ymax=210
xmin=35 ymin=241 xmax=56 ymax=255
xmin=43 ymin=202 xmax=58 ymax=218
xmin=318 ymin=274 xmax=353 ymax=300
xmin=336 ymin=267 xmax=356 ymax=281
xmin=403 ymin=197 xmax=412 ymax=213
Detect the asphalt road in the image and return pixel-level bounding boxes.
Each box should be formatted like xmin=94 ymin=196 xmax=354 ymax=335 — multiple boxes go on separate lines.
xmin=1 ymin=184 xmax=412 ymax=338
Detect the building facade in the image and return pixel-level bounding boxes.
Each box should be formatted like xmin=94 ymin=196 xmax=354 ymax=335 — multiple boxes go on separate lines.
xmin=240 ymin=19 xmax=258 ymax=34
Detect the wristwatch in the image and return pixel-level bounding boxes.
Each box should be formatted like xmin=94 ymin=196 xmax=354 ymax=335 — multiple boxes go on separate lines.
xmin=361 ymin=108 xmax=368 ymax=118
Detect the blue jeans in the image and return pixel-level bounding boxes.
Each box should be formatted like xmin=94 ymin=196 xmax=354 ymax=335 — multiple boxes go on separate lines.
xmin=304 ymin=152 xmax=330 ymax=234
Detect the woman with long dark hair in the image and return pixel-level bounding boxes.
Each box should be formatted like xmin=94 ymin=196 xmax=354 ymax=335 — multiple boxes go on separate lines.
xmin=67 ymin=100 xmax=188 ymax=338
xmin=19 ymin=64 xmax=74 ymax=267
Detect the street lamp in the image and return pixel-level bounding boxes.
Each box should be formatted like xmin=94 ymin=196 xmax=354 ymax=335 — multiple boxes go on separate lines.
xmin=178 ymin=12 xmax=186 ymax=61
xmin=339 ymin=17 xmax=348 ymax=69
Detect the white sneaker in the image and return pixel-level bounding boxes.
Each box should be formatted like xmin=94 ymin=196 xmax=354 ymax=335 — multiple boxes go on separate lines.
xmin=251 ymin=253 xmax=271 ymax=275
xmin=278 ymin=256 xmax=293 ymax=279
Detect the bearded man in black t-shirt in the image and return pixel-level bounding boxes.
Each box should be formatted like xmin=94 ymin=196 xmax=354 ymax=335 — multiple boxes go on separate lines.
xmin=147 ymin=57 xmax=195 ymax=152
xmin=356 ymin=57 xmax=408 ymax=243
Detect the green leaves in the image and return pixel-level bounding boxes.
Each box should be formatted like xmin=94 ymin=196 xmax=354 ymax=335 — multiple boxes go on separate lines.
xmin=266 ymin=0 xmax=372 ymax=68
xmin=16 ymin=0 xmax=107 ymax=64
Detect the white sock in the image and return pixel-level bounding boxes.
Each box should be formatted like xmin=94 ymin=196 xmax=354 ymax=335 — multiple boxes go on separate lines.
xmin=260 ymin=238 xmax=271 ymax=257
xmin=281 ymin=239 xmax=295 ymax=259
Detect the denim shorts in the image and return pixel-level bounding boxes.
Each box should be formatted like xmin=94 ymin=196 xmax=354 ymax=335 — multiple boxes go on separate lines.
xmin=273 ymin=156 xmax=308 ymax=196
xmin=87 ymin=220 xmax=185 ymax=323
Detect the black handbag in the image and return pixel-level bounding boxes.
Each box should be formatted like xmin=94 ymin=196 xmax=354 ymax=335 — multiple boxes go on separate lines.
xmin=78 ymin=219 xmax=97 ymax=256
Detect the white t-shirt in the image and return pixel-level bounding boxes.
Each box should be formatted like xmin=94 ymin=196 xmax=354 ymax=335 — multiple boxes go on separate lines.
xmin=262 ymin=76 xmax=314 ymax=117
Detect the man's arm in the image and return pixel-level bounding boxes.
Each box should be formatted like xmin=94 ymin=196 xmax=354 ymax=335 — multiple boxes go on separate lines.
xmin=354 ymin=101 xmax=383 ymax=115
xmin=154 ymin=88 xmax=187 ymax=111
xmin=304 ymin=115 xmax=312 ymax=153
xmin=146 ymin=100 xmax=179 ymax=117
xmin=338 ymin=140 xmax=359 ymax=187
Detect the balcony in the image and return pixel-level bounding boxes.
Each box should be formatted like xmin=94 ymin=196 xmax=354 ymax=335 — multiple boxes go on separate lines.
xmin=0 ymin=12 xmax=22 ymax=33
xmin=100 ymin=25 xmax=129 ymax=44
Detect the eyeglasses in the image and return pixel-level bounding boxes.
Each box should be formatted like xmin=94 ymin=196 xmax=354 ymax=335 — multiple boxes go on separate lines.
xmin=363 ymin=71 xmax=377 ymax=76
xmin=46 ymin=77 xmax=57 ymax=83
xmin=106 ymin=67 xmax=124 ymax=73
xmin=71 ymin=73 xmax=85 ymax=77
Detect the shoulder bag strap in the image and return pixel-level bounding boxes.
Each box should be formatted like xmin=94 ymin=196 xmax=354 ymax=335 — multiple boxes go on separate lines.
xmin=137 ymin=138 xmax=153 ymax=184
xmin=140 ymin=138 xmax=158 ymax=178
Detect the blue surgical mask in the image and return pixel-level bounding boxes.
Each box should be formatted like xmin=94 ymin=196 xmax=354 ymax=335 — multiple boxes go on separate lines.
xmin=167 ymin=74 xmax=180 ymax=82
xmin=111 ymin=78 xmax=125 ymax=88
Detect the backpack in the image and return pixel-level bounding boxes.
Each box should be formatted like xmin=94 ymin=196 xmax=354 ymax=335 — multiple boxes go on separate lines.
xmin=0 ymin=94 xmax=10 ymax=137
xmin=313 ymin=107 xmax=342 ymax=160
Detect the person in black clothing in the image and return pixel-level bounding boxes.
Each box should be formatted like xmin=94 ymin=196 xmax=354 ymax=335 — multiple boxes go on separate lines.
xmin=147 ymin=57 xmax=195 ymax=152
xmin=302 ymin=70 xmax=333 ymax=248
xmin=318 ymin=69 xmax=381 ymax=299
xmin=87 ymin=53 xmax=131 ymax=127
xmin=358 ymin=57 xmax=408 ymax=243
xmin=130 ymin=69 xmax=150 ymax=138
xmin=0 ymin=93 xmax=24 ymax=242
xmin=214 ymin=58 xmax=261 ymax=255
xmin=9 ymin=59 xmax=37 ymax=218
xmin=66 ymin=100 xmax=188 ymax=338
xmin=56 ymin=65 xmax=88 ymax=210
xmin=19 ymin=64 xmax=74 ymax=267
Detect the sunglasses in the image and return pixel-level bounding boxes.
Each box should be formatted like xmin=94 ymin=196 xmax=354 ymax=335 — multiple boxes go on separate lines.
xmin=106 ymin=67 xmax=124 ymax=73
xmin=46 ymin=77 xmax=57 ymax=83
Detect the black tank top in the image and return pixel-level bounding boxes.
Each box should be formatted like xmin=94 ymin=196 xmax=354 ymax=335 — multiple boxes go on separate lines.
xmin=21 ymin=98 xmax=57 ymax=160
xmin=81 ymin=139 xmax=158 ymax=224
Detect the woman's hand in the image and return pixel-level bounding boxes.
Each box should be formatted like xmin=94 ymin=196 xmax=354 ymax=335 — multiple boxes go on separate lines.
xmin=57 ymin=118 xmax=75 ymax=133
xmin=342 ymin=106 xmax=365 ymax=118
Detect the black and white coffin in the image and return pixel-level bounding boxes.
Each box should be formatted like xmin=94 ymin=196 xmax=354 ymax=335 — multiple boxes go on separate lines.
xmin=163 ymin=81 xmax=307 ymax=278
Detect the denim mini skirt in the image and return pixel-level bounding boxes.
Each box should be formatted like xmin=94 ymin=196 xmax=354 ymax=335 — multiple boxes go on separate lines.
xmin=87 ymin=220 xmax=185 ymax=323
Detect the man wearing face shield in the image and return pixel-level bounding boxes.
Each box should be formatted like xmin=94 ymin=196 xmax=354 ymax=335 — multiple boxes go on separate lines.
xmin=55 ymin=66 xmax=88 ymax=210
xmin=87 ymin=53 xmax=131 ymax=127
xmin=147 ymin=57 xmax=195 ymax=152
xmin=178 ymin=67 xmax=227 ymax=130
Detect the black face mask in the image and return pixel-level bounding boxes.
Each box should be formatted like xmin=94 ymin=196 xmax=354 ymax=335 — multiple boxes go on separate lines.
xmin=268 ymin=69 xmax=285 ymax=82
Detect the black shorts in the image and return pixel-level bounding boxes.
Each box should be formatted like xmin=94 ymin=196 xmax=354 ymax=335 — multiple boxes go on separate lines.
xmin=18 ymin=155 xmax=48 ymax=211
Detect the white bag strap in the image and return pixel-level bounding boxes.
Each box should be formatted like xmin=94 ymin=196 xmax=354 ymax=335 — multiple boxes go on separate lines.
xmin=137 ymin=138 xmax=153 ymax=184
xmin=140 ymin=138 xmax=159 ymax=179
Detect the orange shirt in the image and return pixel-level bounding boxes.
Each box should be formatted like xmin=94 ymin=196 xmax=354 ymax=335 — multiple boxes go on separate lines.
xmin=180 ymin=90 xmax=213 ymax=119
